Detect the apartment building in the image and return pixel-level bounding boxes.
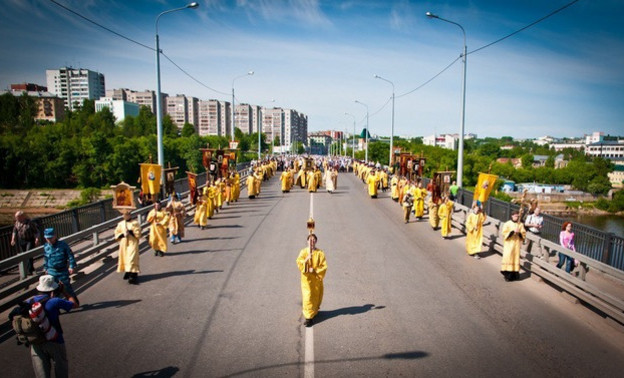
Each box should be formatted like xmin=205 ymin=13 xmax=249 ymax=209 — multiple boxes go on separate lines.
xmin=234 ymin=103 xmax=253 ymax=134
xmin=198 ymin=99 xmax=222 ymax=136
xmin=95 ymin=98 xmax=139 ymax=122
xmin=186 ymin=96 xmax=199 ymax=130
xmin=165 ymin=95 xmax=188 ymax=129
xmin=46 ymin=67 xmax=105 ymax=111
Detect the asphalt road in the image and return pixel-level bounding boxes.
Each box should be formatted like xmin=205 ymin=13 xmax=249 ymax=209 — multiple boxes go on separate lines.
xmin=1 ymin=171 xmax=624 ymax=377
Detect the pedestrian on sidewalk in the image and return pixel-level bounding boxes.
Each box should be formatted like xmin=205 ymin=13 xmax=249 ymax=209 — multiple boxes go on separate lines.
xmin=557 ymin=222 xmax=575 ymax=274
xmin=11 ymin=211 xmax=41 ymax=275
xmin=43 ymin=228 xmax=79 ymax=305
xmin=500 ymin=211 xmax=526 ymax=281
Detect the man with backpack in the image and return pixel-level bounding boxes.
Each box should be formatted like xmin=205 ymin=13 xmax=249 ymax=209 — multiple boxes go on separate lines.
xmin=9 ymin=275 xmax=78 ymax=378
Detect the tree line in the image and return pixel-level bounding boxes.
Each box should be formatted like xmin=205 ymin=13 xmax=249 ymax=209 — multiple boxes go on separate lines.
xmin=0 ymin=94 xmax=269 ymax=189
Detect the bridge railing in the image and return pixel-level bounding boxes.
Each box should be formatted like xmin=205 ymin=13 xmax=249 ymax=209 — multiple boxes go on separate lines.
xmin=0 ymin=163 xmax=253 ymax=312
xmin=451 ymin=202 xmax=624 ymax=326
xmin=453 ymin=188 xmax=624 ymax=271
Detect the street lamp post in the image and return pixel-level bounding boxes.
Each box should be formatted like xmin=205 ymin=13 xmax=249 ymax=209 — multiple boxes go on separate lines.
xmin=155 ymin=2 xmax=199 ymax=198
xmin=354 ymin=100 xmax=369 ymax=162
xmin=231 ymin=71 xmax=254 ymax=142
xmin=344 ymin=112 xmax=355 ymax=160
xmin=374 ymin=74 xmax=395 ymax=167
xmin=426 ymin=11 xmax=467 ymax=188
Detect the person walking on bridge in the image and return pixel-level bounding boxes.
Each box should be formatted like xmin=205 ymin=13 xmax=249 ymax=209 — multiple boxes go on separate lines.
xmin=465 ymin=204 xmax=486 ymax=259
xmin=115 ymin=211 xmax=141 ymax=284
xmin=147 ymin=202 xmax=169 ymax=257
xmin=11 ymin=211 xmax=41 ymax=275
xmin=296 ymin=233 xmax=327 ymax=327
xmin=166 ymin=193 xmax=185 ymax=244
xmin=43 ymin=228 xmax=79 ymax=306
xmin=500 ymin=211 xmax=526 ymax=282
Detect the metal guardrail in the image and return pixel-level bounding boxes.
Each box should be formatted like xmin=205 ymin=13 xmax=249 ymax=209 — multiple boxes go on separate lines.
xmin=454 ymin=188 xmax=624 ymax=271
xmin=451 ymin=203 xmax=624 ymax=326
xmin=0 ymin=163 xmax=254 ymax=312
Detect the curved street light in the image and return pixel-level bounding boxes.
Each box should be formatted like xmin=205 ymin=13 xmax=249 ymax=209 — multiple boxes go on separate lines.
xmin=354 ymin=100 xmax=369 ymax=162
xmin=155 ymin=2 xmax=199 ymax=198
xmin=426 ymin=11 xmax=467 ymax=188
xmin=374 ymin=74 xmax=395 ymax=168
xmin=231 ymin=71 xmax=254 ymax=142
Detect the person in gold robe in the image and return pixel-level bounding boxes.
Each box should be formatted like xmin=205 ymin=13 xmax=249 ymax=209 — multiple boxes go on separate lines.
xmin=232 ymin=172 xmax=241 ymax=202
xmin=147 ymin=202 xmax=170 ymax=257
xmin=413 ymin=182 xmax=427 ymax=219
xmin=115 ymin=211 xmax=141 ymax=284
xmin=296 ymin=233 xmax=327 ymax=327
xmin=246 ymin=171 xmax=257 ymax=198
xmin=438 ymin=196 xmax=454 ymax=239
xmin=307 ymin=169 xmax=318 ymax=193
xmin=500 ymin=211 xmax=526 ymax=281
xmin=428 ymin=197 xmax=440 ymax=229
xmin=465 ymin=204 xmax=486 ymax=259
xmin=280 ymin=169 xmax=292 ymax=193
xmin=166 ymin=194 xmax=186 ymax=244
xmin=390 ymin=175 xmax=399 ymax=201
xmin=367 ymin=169 xmax=379 ymax=198
xmin=194 ymin=187 xmax=209 ymax=229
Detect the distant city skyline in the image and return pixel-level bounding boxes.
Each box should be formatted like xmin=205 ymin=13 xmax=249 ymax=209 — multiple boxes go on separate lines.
xmin=1 ymin=0 xmax=623 ymax=139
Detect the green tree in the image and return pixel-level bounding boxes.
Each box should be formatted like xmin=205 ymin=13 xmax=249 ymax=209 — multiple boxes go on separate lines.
xmin=181 ymin=122 xmax=196 ymax=137
xmin=521 ymin=154 xmax=534 ymax=168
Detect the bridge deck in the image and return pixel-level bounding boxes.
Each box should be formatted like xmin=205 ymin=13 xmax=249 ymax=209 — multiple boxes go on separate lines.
xmin=1 ymin=172 xmax=624 ymax=377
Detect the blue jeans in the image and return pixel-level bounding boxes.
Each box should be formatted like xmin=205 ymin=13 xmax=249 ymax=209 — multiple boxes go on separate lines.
xmin=556 ymin=252 xmax=573 ymax=273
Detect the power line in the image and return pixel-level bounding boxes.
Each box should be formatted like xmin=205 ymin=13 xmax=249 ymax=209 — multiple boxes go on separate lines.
xmin=49 ymin=0 xmax=228 ymax=96
xmin=469 ymin=0 xmax=581 ymax=55
xmin=394 ymin=0 xmax=580 ymax=99
xmin=49 ymin=0 xmax=154 ymax=51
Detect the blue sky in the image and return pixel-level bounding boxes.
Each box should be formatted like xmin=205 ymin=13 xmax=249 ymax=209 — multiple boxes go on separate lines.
xmin=1 ymin=0 xmax=622 ymax=139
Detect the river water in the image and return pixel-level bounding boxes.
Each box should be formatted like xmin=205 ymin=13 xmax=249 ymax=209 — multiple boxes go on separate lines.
xmin=573 ymin=214 xmax=624 ymax=237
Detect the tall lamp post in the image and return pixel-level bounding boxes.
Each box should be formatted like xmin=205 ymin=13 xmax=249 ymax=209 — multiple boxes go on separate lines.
xmin=155 ymin=2 xmax=199 ymax=197
xmin=231 ymin=71 xmax=254 ymax=142
xmin=374 ymin=74 xmax=395 ymax=167
xmin=354 ymin=100 xmax=369 ymax=162
xmin=426 ymin=11 xmax=467 ymax=188
xmin=344 ymin=112 xmax=355 ymax=160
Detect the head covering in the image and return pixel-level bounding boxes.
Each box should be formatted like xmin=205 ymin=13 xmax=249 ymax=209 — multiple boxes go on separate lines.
xmin=44 ymin=228 xmax=55 ymax=238
xmin=36 ymin=275 xmax=59 ymax=292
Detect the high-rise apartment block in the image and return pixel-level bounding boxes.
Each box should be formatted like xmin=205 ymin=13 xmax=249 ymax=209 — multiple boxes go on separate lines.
xmin=165 ymin=95 xmax=188 ymax=129
xmin=234 ymin=103 xmax=253 ymax=134
xmin=186 ymin=96 xmax=199 ymax=131
xmin=46 ymin=67 xmax=105 ymax=111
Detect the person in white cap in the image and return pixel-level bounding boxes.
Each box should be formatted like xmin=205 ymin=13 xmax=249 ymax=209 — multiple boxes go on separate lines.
xmin=16 ymin=275 xmax=77 ymax=378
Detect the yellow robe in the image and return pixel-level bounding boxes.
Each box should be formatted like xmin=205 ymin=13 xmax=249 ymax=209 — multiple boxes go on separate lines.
xmin=438 ymin=201 xmax=454 ymax=237
xmin=501 ymin=220 xmax=526 ymax=273
xmin=232 ymin=173 xmax=241 ymax=201
xmin=413 ymin=187 xmax=427 ymax=218
xmin=246 ymin=175 xmax=257 ymax=198
xmin=367 ymin=175 xmax=379 ymax=197
xmin=194 ymin=189 xmax=209 ymax=227
xmin=465 ymin=212 xmax=486 ymax=255
xmin=307 ymin=171 xmax=317 ymax=192
xmin=296 ymin=247 xmax=327 ymax=319
xmin=280 ymin=171 xmax=291 ymax=192
xmin=428 ymin=200 xmax=440 ymax=229
xmin=115 ymin=219 xmax=141 ymax=273
xmin=390 ymin=176 xmax=399 ymax=200
xmin=147 ymin=209 xmax=170 ymax=252
xmin=207 ymin=187 xmax=215 ymax=218
xmin=167 ymin=200 xmax=186 ymax=238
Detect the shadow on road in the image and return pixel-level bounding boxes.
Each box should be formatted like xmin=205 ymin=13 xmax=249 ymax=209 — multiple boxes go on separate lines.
xmin=132 ymin=366 xmax=179 ymax=378
xmin=314 ymin=303 xmax=386 ymax=324
xmin=222 ymin=349 xmax=428 ymax=377
xmin=71 ymin=299 xmax=142 ymax=313
xmin=138 ymin=270 xmax=223 ymax=284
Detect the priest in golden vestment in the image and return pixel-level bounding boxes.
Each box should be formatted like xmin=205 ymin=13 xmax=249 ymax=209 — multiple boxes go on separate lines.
xmin=147 ymin=202 xmax=170 ymax=257
xmin=500 ymin=211 xmax=526 ymax=281
xmin=438 ymin=196 xmax=454 ymax=238
xmin=115 ymin=211 xmax=142 ymax=284
xmin=296 ymin=234 xmax=327 ymax=327
xmin=465 ymin=204 xmax=486 ymax=259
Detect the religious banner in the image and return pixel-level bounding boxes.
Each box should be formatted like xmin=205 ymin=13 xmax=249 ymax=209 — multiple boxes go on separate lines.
xmin=187 ymin=171 xmax=198 ymax=205
xmin=164 ymin=166 xmax=179 ymax=196
xmin=436 ymin=171 xmax=455 ymax=197
xmin=139 ymin=163 xmax=162 ymax=196
xmin=417 ymin=157 xmax=426 ymax=177
xmin=201 ymin=148 xmax=214 ymax=170
xmin=111 ymin=181 xmax=136 ymax=211
xmin=474 ymin=172 xmax=499 ymax=205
